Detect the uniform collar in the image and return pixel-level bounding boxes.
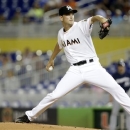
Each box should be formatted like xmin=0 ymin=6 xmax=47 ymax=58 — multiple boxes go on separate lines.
xmin=63 ymin=22 xmax=77 ymax=34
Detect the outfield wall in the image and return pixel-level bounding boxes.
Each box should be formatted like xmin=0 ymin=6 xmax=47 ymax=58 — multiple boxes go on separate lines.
xmin=0 ymin=38 xmax=130 ymax=54
xmin=0 ymin=107 xmax=126 ymax=129
xmin=58 ymin=108 xmax=93 ymax=128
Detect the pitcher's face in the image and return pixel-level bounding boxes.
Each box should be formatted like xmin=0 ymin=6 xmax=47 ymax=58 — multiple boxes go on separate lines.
xmin=60 ymin=13 xmax=74 ymax=26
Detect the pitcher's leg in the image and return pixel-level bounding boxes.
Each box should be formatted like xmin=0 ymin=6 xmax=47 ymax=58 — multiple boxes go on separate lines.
xmin=26 ymin=71 xmax=83 ymax=121
xmin=109 ymin=100 xmax=120 ymax=130
xmin=84 ymin=66 xmax=130 ymax=114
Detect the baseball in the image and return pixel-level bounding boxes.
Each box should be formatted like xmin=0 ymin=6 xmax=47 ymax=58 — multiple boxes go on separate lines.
xmin=48 ymin=66 xmax=53 ymax=71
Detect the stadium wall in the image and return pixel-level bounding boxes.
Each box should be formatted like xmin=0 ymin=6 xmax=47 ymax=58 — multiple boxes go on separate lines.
xmin=58 ymin=108 xmax=94 ymax=128
xmin=57 ymin=107 xmax=125 ymax=129
xmin=0 ymin=38 xmax=130 ymax=54
xmin=0 ymin=107 xmax=126 ymax=129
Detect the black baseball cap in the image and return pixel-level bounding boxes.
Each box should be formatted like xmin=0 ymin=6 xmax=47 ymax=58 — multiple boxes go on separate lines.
xmin=59 ymin=5 xmax=77 ymax=16
xmin=117 ymin=59 xmax=125 ymax=67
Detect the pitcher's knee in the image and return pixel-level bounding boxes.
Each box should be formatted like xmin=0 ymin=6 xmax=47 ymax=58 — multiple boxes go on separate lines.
xmin=111 ymin=84 xmax=125 ymax=95
xmin=46 ymin=92 xmax=62 ymax=101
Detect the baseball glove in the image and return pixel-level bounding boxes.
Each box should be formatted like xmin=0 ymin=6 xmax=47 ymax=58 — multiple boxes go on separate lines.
xmin=99 ymin=18 xmax=112 ymax=39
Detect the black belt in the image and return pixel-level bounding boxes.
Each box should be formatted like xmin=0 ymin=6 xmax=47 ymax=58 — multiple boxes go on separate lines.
xmin=73 ymin=59 xmax=94 ymax=66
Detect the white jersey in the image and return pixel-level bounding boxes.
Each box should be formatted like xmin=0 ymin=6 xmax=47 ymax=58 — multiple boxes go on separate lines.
xmin=57 ymin=17 xmax=98 ymax=64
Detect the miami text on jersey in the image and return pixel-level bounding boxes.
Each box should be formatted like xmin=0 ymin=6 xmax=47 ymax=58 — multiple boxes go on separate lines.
xmin=62 ymin=38 xmax=80 ymax=47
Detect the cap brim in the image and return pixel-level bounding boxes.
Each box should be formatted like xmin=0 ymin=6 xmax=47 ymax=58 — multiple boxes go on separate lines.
xmin=67 ymin=10 xmax=77 ymax=14
xmin=61 ymin=10 xmax=77 ymax=15
xmin=73 ymin=10 xmax=77 ymax=13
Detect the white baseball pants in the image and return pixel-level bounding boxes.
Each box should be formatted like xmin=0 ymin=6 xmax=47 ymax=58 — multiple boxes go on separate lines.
xmin=26 ymin=59 xmax=130 ymax=121
xmin=109 ymin=90 xmax=130 ymax=130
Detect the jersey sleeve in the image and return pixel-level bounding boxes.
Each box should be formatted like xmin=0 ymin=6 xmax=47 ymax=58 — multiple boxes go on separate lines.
xmin=78 ymin=17 xmax=93 ymax=36
xmin=57 ymin=31 xmax=63 ymax=49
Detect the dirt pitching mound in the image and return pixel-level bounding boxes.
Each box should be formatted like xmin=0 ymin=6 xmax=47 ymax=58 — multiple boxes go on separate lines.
xmin=0 ymin=123 xmax=101 ymax=130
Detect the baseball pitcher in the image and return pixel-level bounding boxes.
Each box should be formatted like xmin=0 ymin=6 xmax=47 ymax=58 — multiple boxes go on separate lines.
xmin=15 ymin=6 xmax=130 ymax=124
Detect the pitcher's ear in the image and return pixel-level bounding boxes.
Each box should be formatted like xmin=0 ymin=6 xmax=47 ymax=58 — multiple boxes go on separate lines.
xmin=59 ymin=16 xmax=63 ymax=21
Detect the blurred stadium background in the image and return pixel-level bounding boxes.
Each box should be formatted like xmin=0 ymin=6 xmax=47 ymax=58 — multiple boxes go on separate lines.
xmin=0 ymin=0 xmax=130 ymax=129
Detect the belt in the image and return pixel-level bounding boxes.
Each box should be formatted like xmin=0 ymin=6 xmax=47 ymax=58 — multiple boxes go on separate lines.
xmin=73 ymin=59 xmax=94 ymax=66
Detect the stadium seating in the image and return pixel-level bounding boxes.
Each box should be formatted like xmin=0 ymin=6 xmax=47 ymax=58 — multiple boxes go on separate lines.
xmin=0 ymin=0 xmax=35 ymax=20
xmin=0 ymin=49 xmax=130 ymax=108
xmin=0 ymin=0 xmax=117 ymax=22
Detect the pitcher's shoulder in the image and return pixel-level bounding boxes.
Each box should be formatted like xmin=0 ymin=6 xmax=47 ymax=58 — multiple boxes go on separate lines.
xmin=58 ymin=28 xmax=64 ymax=34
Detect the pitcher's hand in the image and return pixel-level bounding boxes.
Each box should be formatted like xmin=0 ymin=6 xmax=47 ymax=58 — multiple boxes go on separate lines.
xmin=46 ymin=60 xmax=54 ymax=71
